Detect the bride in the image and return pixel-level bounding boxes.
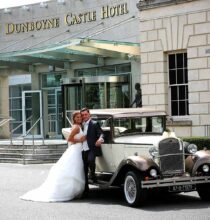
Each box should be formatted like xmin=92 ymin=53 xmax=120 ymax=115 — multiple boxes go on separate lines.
xmin=20 ymin=111 xmax=86 ymax=202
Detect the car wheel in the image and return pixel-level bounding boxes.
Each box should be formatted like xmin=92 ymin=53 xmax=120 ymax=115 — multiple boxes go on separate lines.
xmin=124 ymin=171 xmax=147 ymax=207
xmin=197 ymin=183 xmax=210 ymax=201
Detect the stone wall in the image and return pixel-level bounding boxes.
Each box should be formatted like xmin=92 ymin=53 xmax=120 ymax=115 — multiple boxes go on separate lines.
xmin=139 ymin=0 xmax=210 ymax=137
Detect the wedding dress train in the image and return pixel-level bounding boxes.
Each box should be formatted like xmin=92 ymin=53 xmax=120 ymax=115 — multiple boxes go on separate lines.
xmin=20 ymin=128 xmax=85 ymax=202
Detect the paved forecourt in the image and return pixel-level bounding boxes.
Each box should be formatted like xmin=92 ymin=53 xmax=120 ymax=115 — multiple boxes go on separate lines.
xmin=0 ymin=163 xmax=210 ymax=220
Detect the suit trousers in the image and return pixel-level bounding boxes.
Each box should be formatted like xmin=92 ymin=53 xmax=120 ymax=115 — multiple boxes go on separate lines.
xmin=82 ymin=150 xmax=96 ymax=191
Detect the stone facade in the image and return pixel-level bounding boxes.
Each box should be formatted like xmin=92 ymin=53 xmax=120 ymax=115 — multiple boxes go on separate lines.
xmin=138 ymin=0 xmax=210 ymax=137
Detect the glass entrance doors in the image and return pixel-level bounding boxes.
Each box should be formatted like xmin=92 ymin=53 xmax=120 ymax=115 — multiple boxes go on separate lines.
xmin=85 ymin=75 xmax=130 ymax=109
xmin=45 ymin=88 xmax=62 ymax=138
xmin=41 ymin=71 xmax=66 ymax=138
xmin=62 ymin=78 xmax=83 ymax=112
xmin=55 ymin=89 xmax=62 ymax=137
xmin=22 ymin=90 xmax=43 ymax=138
xmin=61 ymin=75 xmax=130 ymax=127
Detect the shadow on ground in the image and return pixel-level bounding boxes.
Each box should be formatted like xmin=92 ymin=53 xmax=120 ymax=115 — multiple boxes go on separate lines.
xmin=72 ymin=187 xmax=210 ymax=211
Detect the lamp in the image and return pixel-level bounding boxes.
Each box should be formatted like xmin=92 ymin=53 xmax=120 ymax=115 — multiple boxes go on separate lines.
xmin=4 ymin=8 xmax=11 ymax=14
xmin=57 ymin=0 xmax=65 ymax=5
xmin=22 ymin=5 xmax=30 ymax=11
xmin=40 ymin=2 xmax=48 ymax=8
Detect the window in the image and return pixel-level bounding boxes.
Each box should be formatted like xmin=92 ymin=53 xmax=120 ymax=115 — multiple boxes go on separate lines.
xmin=9 ymin=84 xmax=31 ymax=134
xmin=168 ymin=53 xmax=188 ymax=116
xmin=41 ymin=71 xmax=66 ymax=88
xmin=75 ymin=63 xmax=131 ymax=77
xmin=113 ymin=116 xmax=164 ymax=136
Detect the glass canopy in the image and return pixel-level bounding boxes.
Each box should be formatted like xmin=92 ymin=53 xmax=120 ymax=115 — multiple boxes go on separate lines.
xmin=0 ymin=38 xmax=140 ymax=71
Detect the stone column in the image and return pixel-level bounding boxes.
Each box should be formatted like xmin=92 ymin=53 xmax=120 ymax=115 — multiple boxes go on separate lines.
xmin=0 ymin=71 xmax=10 ymax=138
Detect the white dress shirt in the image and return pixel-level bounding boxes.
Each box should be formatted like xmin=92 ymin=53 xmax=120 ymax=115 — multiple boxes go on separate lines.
xmin=82 ymin=119 xmax=90 ymax=151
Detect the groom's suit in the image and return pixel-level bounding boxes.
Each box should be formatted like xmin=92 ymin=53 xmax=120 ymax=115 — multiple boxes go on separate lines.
xmin=86 ymin=120 xmax=103 ymax=158
xmin=82 ymin=119 xmax=104 ymax=193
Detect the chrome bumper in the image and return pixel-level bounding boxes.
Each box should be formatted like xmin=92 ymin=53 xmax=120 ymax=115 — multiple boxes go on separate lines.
xmin=141 ymin=176 xmax=210 ymax=189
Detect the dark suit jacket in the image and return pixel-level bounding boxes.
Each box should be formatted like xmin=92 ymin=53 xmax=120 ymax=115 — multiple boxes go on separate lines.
xmin=86 ymin=120 xmax=104 ymax=157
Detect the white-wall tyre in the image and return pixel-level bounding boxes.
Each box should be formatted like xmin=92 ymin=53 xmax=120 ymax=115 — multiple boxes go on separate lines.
xmin=124 ymin=171 xmax=147 ymax=207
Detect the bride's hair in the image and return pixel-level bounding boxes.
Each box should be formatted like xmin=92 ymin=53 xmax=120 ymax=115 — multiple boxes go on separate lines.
xmin=72 ymin=111 xmax=81 ymax=124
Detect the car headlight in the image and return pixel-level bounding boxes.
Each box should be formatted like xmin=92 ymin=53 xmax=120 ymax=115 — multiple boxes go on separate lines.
xmin=149 ymin=147 xmax=158 ymax=157
xmin=150 ymin=168 xmax=158 ymax=178
xmin=187 ymin=144 xmax=197 ymax=154
xmin=202 ymin=164 xmax=209 ymax=173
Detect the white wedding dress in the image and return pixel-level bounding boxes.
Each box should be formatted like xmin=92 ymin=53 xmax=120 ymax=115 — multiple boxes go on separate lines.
xmin=20 ymin=128 xmax=85 ymax=202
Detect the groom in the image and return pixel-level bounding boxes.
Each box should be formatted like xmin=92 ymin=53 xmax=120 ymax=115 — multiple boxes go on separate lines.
xmin=80 ymin=107 xmax=104 ymax=197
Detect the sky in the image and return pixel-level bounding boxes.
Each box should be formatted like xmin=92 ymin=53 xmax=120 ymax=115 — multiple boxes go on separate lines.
xmin=0 ymin=0 xmax=51 ymax=9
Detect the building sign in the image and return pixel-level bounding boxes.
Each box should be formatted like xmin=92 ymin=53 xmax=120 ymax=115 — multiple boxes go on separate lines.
xmin=101 ymin=4 xmax=129 ymax=19
xmin=6 ymin=18 xmax=60 ymax=35
xmin=65 ymin=11 xmax=97 ymax=26
xmin=5 ymin=3 xmax=129 ymax=35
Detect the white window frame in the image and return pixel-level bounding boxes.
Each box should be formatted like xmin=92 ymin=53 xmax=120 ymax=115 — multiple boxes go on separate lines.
xmin=168 ymin=51 xmax=189 ymax=117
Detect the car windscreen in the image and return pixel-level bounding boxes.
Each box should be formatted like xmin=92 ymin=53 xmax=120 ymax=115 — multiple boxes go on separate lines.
xmin=113 ymin=116 xmax=164 ymax=136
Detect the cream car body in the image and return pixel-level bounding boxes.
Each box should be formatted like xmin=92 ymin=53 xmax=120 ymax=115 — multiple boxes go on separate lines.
xmin=63 ymin=108 xmax=210 ymax=206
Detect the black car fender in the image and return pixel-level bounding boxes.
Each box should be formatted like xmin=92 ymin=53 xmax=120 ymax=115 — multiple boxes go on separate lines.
xmin=191 ymin=150 xmax=210 ymax=175
xmin=108 ymin=155 xmax=159 ymax=186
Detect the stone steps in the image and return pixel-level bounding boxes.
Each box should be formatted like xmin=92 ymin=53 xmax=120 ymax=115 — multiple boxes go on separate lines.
xmin=0 ymin=148 xmax=66 ymax=154
xmin=0 ymin=158 xmax=59 ymax=164
xmin=0 ymin=141 xmax=68 ymax=164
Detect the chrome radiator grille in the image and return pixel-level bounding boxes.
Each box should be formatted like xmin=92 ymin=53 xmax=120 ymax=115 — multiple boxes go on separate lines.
xmin=158 ymin=138 xmax=184 ymax=176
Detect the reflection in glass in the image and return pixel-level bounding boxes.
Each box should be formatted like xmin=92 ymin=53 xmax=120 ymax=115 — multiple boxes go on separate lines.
xmin=113 ymin=116 xmax=164 ymax=136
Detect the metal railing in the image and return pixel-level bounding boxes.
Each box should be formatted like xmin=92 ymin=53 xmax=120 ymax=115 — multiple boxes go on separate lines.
xmin=0 ymin=116 xmax=13 ymax=127
xmin=10 ymin=116 xmax=44 ymax=164
xmin=10 ymin=115 xmax=32 ymax=144
xmin=10 ymin=115 xmax=44 ymax=146
xmin=66 ymin=114 xmax=73 ymax=127
xmin=22 ymin=116 xmax=44 ymax=146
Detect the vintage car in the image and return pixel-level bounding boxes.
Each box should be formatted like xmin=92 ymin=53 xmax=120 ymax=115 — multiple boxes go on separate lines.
xmin=85 ymin=108 xmax=210 ymax=206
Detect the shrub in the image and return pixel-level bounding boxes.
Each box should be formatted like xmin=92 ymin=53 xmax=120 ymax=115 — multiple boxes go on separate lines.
xmin=181 ymin=137 xmax=210 ymax=150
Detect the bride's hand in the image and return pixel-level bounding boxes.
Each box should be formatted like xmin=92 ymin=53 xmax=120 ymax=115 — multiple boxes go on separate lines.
xmin=80 ymin=135 xmax=86 ymax=142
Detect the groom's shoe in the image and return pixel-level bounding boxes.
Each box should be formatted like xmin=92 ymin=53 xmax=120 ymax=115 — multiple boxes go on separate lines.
xmin=89 ymin=174 xmax=98 ymax=183
xmin=81 ymin=185 xmax=89 ymax=199
xmin=92 ymin=177 xmax=98 ymax=183
xmin=89 ymin=177 xmax=98 ymax=184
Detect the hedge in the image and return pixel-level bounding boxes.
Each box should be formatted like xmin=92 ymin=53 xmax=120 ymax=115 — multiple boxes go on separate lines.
xmin=181 ymin=137 xmax=210 ymax=150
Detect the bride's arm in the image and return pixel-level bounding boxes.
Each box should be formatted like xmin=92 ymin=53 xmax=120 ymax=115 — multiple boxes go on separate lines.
xmin=68 ymin=125 xmax=86 ymax=143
